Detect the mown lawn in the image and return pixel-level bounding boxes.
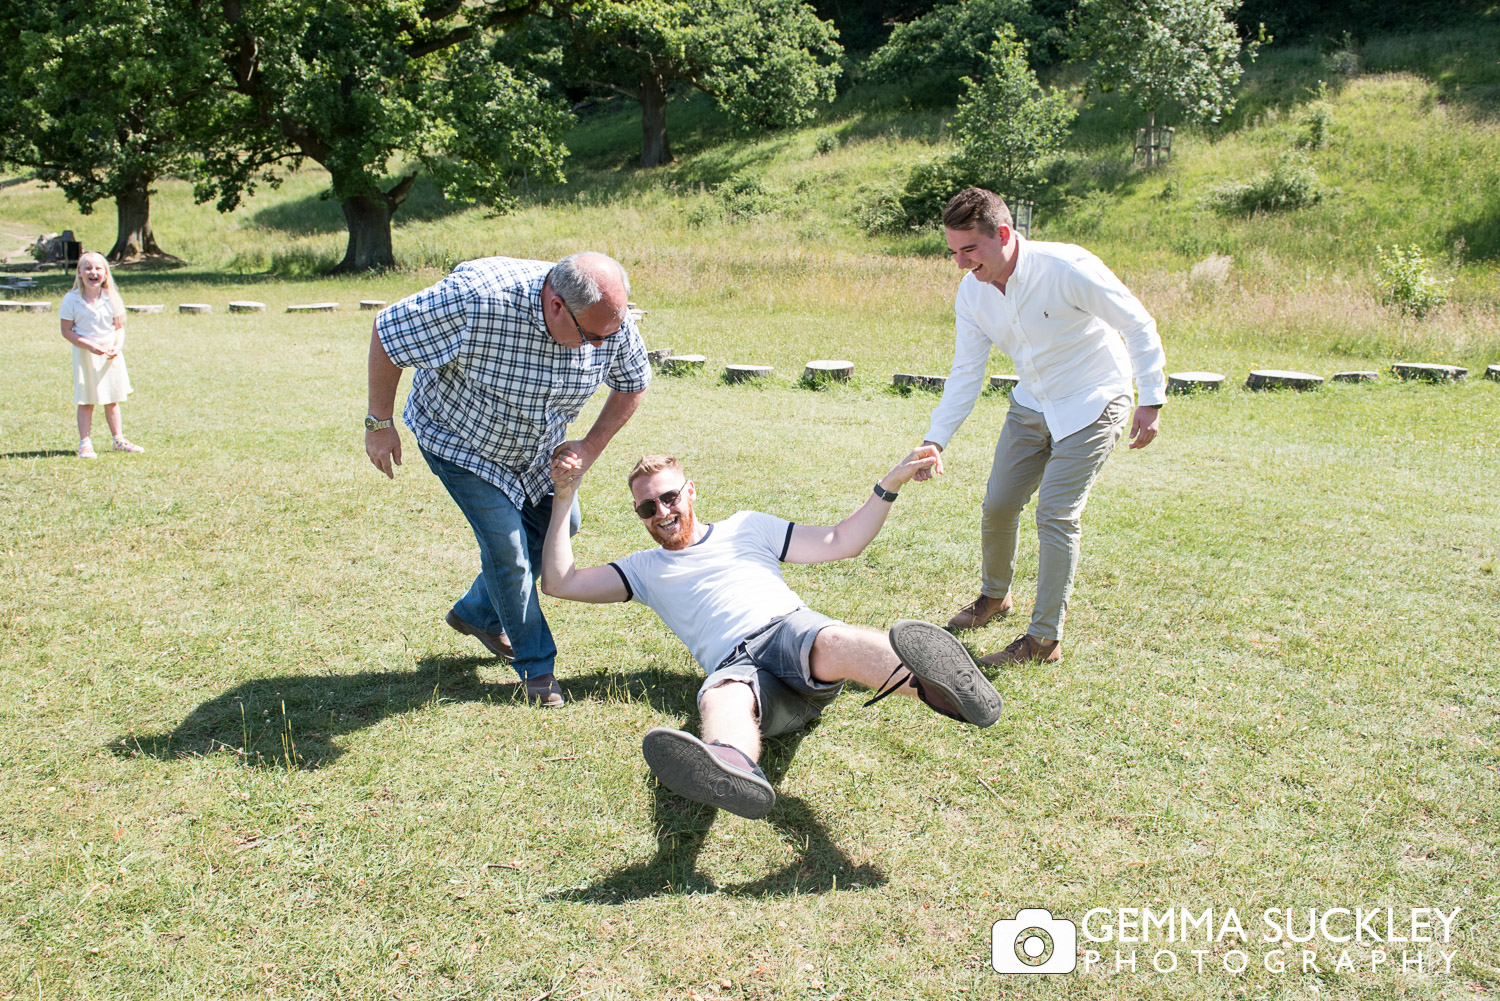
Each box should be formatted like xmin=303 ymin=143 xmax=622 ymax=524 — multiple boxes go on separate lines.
xmin=0 ymin=291 xmax=1495 ymax=998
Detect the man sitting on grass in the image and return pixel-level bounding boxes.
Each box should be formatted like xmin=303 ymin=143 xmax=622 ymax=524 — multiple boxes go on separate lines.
xmin=540 ymin=446 xmax=1003 ymax=820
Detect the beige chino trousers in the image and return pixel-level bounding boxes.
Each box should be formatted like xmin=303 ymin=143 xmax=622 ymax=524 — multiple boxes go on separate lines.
xmin=980 ymin=396 xmax=1131 ymax=641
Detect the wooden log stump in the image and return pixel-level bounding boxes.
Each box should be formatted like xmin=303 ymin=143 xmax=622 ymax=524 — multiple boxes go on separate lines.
xmin=125 ymin=304 xmax=164 ymax=314
xmin=646 ymin=347 xmax=675 ymax=367
xmin=0 ymin=301 xmax=22 ymax=312
xmin=893 ymin=373 xmax=946 ymax=392
xmin=1331 ymin=371 xmax=1379 ymax=383
xmin=723 ymin=364 xmax=773 ymax=383
xmin=179 ymin=303 xmax=212 ymax=315
xmin=1487 ymin=364 xmax=1500 ymax=382
xmin=287 ymin=302 xmax=339 ymax=313
xmin=661 ymin=354 xmax=706 ymax=374
xmin=803 ymin=359 xmax=854 ymax=385
xmin=360 ymin=300 xmax=387 ymax=311
xmin=989 ymin=374 xmax=1019 ymax=392
xmin=1393 ymin=362 xmax=1467 ymax=383
xmin=21 ymin=302 xmax=51 ymax=313
xmin=1167 ymin=371 xmax=1225 ymax=394
xmin=228 ymin=301 xmax=266 ymax=313
xmin=1246 ymin=369 xmax=1324 ymax=391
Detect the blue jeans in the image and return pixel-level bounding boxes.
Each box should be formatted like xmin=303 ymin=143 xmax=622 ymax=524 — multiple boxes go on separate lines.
xmin=421 ymin=448 xmax=580 ymax=680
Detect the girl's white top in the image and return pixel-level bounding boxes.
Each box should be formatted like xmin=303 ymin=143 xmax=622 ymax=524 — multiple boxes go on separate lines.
xmin=60 ymin=289 xmax=121 ymax=352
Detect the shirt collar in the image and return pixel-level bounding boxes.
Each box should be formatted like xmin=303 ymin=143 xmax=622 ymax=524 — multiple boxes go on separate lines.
xmin=1008 ymin=233 xmax=1030 ymax=286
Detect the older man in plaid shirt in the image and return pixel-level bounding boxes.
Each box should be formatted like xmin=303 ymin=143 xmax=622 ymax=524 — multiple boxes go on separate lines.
xmin=364 ymin=253 xmax=651 ymax=706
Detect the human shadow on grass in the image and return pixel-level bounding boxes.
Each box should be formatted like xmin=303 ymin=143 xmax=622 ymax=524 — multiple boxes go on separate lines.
xmin=544 ymin=724 xmax=889 ymax=903
xmin=109 ymin=658 xmax=711 ymax=770
xmin=1 ymin=449 xmax=76 ymax=460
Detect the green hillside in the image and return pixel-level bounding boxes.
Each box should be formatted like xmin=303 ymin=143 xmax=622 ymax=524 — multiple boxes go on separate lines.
xmin=4 ymin=19 xmax=1499 ymax=376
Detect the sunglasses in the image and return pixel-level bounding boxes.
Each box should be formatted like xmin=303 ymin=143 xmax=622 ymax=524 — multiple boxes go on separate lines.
xmin=634 ymin=482 xmax=687 ymax=519
xmin=561 ymin=299 xmax=623 ymax=344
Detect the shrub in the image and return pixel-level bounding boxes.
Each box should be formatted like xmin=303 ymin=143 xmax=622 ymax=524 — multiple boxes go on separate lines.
xmin=1207 ymin=151 xmax=1323 ymax=214
xmin=714 ymin=173 xmax=779 ymax=219
xmin=1376 ymin=244 xmax=1450 ymax=319
xmin=814 ymin=134 xmax=837 ymax=156
xmin=1298 ymin=104 xmax=1333 ymax=149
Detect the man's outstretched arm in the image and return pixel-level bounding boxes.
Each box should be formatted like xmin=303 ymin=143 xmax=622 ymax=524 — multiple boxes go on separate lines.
xmin=539 ymin=454 xmax=630 ymax=603
xmin=784 ymin=445 xmax=941 ymax=565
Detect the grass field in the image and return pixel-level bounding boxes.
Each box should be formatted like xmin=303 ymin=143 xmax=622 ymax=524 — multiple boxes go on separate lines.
xmin=2 ymin=18 xmax=1499 ymax=1001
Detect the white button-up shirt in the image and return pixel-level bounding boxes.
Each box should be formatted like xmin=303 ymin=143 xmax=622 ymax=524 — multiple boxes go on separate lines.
xmin=924 ymin=237 xmax=1166 ymax=446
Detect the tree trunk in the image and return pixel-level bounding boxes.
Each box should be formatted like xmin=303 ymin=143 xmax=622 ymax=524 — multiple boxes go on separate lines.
xmin=638 ymin=71 xmax=673 ymax=168
xmin=1145 ymin=108 xmax=1156 ymax=169
xmin=108 ymin=181 xmax=163 ymax=261
xmin=334 ymin=195 xmax=397 ymax=272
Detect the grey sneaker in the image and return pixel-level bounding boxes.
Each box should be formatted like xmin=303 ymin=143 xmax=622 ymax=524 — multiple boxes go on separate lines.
xmin=887 ymin=619 xmax=1003 ymax=728
xmin=641 ymin=728 xmax=775 ymax=819
xmin=445 ymin=610 xmax=514 ymax=660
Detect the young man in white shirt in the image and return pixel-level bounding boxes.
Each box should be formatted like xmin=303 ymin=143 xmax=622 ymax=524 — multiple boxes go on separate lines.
xmin=540 ymin=446 xmax=1003 ymax=820
xmin=920 ymin=187 xmax=1166 ymax=666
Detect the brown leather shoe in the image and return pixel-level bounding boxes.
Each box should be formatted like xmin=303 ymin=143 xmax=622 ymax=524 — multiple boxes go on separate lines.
xmin=524 ymin=673 xmax=566 ymax=708
xmin=445 ymin=610 xmax=514 ymax=660
xmin=980 ymin=632 xmax=1062 ymax=667
xmin=946 ymin=592 xmax=1014 ymax=630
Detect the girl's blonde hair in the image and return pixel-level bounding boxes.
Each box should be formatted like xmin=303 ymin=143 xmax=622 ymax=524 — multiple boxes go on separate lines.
xmin=70 ymin=251 xmax=126 ymax=317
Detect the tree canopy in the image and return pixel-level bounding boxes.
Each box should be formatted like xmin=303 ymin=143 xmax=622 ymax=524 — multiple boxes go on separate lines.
xmin=948 ymin=28 xmax=1075 ymax=201
xmin=0 ymin=0 xmax=218 ymax=260
xmin=1074 ymin=0 xmax=1259 ymax=142
xmin=198 ymin=0 xmax=573 ymax=271
xmin=550 ymin=0 xmax=843 ymax=167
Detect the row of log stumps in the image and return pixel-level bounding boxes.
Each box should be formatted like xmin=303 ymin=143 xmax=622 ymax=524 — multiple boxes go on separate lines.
xmin=0 ymin=300 xmax=385 ymax=315
xmin=1166 ymin=362 xmax=1486 ymax=395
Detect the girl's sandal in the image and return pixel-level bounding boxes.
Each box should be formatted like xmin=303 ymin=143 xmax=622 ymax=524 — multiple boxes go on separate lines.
xmin=78 ymin=438 xmax=97 ymax=459
xmin=112 ymin=437 xmax=144 ymax=454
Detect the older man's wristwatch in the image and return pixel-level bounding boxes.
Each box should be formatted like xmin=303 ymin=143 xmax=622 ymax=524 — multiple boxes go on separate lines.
xmin=364 ymin=414 xmax=394 ymax=432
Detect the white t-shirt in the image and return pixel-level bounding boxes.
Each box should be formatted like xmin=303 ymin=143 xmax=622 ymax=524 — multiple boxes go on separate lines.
xmin=59 ymin=289 xmax=121 ymax=353
xmin=611 ymin=511 xmax=805 ymax=671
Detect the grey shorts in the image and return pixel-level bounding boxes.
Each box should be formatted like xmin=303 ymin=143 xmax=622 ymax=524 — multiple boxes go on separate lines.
xmin=698 ymin=607 xmax=845 ymax=737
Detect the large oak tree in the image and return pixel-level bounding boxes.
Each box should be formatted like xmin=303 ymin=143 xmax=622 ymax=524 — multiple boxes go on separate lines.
xmin=0 ymin=0 xmax=218 ymax=261
xmin=201 ymin=0 xmax=573 ymax=271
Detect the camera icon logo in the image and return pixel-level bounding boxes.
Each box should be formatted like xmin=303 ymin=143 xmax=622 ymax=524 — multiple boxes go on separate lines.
xmin=991 ymin=908 xmax=1078 ymax=975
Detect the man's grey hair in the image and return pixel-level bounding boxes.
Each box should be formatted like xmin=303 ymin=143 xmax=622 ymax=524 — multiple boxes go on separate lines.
xmin=550 ymin=251 xmax=630 ymax=313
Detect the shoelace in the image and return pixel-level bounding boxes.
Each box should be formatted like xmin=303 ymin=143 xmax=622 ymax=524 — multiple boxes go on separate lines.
xmin=863 ymin=662 xmax=915 ymax=708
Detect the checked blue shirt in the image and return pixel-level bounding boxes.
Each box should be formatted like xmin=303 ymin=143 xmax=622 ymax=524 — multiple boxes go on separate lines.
xmin=377 ymin=257 xmax=651 ymax=507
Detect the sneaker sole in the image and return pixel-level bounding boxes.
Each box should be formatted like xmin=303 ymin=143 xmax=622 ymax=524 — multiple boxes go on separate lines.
xmin=889 ymin=619 xmax=1003 ymax=728
xmin=641 ymin=728 xmax=775 ymax=820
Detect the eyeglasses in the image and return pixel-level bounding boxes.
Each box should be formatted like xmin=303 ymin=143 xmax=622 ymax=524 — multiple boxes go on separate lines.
xmin=634 ymin=482 xmax=687 ymax=519
xmin=561 ymin=299 xmax=622 ymax=345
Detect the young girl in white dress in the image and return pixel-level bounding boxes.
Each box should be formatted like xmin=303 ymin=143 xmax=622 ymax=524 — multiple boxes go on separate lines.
xmin=58 ymin=251 xmax=143 ymax=458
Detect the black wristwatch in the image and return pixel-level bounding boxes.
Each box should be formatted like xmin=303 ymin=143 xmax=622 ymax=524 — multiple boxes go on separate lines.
xmin=364 ymin=414 xmax=394 ymax=432
xmin=873 ymin=482 xmax=899 ymax=502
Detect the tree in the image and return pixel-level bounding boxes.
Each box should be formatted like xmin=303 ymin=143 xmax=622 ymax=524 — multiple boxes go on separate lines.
xmin=200 ymin=0 xmax=573 ymax=272
xmin=1074 ymin=0 xmax=1259 ymax=165
xmin=867 ymin=0 xmax=1047 ymax=90
xmin=553 ymin=0 xmax=843 ymax=168
xmin=948 ymin=28 xmax=1075 ymax=200
xmin=0 ymin=0 xmax=216 ymax=261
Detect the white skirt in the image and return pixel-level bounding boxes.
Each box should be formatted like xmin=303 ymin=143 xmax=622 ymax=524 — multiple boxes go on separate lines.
xmin=73 ymin=346 xmax=133 ymax=405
